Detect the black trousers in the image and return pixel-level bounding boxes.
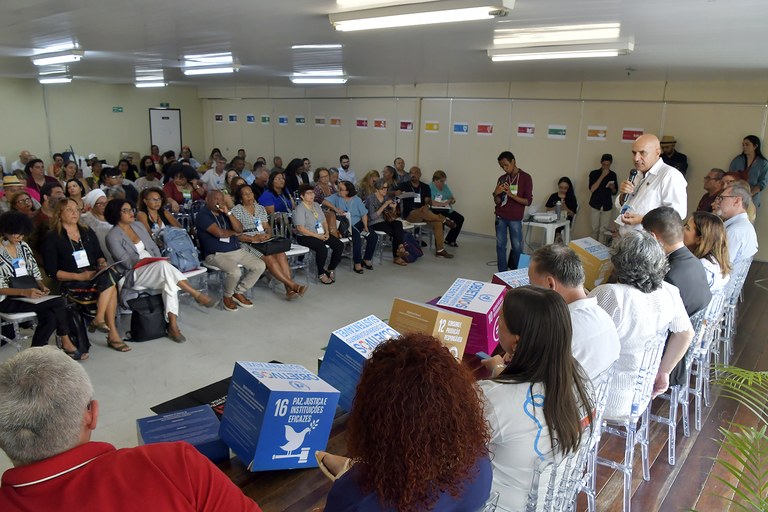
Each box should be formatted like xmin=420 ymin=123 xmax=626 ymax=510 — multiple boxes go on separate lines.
xmin=296 ymin=235 xmax=344 ymax=276
xmin=370 ymin=220 xmax=405 ymax=257
xmin=0 ymin=296 xmax=70 ymax=347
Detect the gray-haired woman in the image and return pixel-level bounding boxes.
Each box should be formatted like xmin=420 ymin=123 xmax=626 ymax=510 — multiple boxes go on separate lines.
xmin=365 ymin=178 xmax=409 ymax=266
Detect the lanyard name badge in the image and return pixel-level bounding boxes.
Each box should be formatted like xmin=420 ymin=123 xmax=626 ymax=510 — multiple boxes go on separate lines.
xmin=12 ymin=258 xmax=28 ymax=277
xmin=73 ymin=249 xmax=90 ymax=269
xmin=182 ymin=189 xmax=192 ymax=201
xmin=255 ymin=217 xmax=265 ymax=233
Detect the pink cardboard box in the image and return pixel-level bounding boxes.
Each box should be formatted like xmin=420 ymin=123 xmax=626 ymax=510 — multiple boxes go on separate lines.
xmin=431 ymin=279 xmax=507 ymax=355
xmin=491 ymin=269 xmax=530 ymax=289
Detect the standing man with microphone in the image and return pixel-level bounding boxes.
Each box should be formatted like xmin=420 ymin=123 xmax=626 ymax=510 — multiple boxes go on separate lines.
xmin=614 ymin=134 xmax=688 ymax=236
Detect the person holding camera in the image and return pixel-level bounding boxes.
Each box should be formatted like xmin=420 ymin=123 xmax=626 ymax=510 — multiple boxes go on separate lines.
xmin=493 ymin=151 xmax=533 ymax=272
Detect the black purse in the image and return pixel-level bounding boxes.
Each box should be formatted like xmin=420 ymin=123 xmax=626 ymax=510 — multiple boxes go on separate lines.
xmin=9 ymin=276 xmax=38 ymax=289
xmin=252 ymin=236 xmax=291 ymax=255
xmin=126 ymin=292 xmax=167 ymax=342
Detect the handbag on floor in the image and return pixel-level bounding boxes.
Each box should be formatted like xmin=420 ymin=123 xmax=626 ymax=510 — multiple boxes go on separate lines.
xmin=126 ymin=292 xmax=167 ymax=342
xmin=402 ymin=232 xmax=423 ymax=263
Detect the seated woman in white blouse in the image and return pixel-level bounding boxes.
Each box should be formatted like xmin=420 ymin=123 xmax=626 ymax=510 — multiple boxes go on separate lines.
xmin=479 ymin=286 xmax=594 ymax=511
xmin=104 ymin=199 xmax=215 ymax=343
xmin=683 ymin=211 xmax=732 ymax=293
xmin=588 ymin=230 xmax=694 ymax=420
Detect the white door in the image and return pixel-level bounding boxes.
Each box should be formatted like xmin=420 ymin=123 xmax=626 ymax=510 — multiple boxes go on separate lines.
xmin=149 ymin=108 xmax=182 ymax=153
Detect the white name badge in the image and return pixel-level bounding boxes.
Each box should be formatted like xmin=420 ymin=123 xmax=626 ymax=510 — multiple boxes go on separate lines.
xmin=435 ymin=194 xmax=443 ymax=202
xmin=182 ymin=190 xmax=192 ymax=201
xmin=414 ymin=195 xmax=421 ymax=204
xmin=219 ymin=237 xmax=230 ymax=243
xmin=12 ymin=258 xmax=28 ymax=277
xmin=509 ymin=184 xmax=518 ymax=195
xmin=316 ymin=222 xmax=325 ymax=235
xmin=255 ymin=219 xmax=265 ymax=233
xmin=73 ymin=249 xmax=90 ymax=269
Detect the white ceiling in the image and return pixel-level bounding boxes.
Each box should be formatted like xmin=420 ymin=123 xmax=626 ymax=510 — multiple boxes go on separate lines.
xmin=1 ymin=0 xmax=766 ymax=87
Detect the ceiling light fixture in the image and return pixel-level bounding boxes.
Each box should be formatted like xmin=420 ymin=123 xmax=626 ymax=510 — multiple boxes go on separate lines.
xmin=38 ymin=76 xmax=72 ymax=84
xmin=182 ymin=65 xmax=240 ymax=76
xmin=290 ymin=75 xmax=348 ymax=85
xmin=291 ymin=44 xmax=343 ymax=50
xmin=31 ymin=49 xmax=84 ymax=66
xmin=135 ymin=81 xmax=167 ymax=88
xmin=493 ymin=23 xmax=620 ymax=47
xmin=488 ymin=40 xmax=633 ymax=62
xmin=329 ymin=0 xmax=514 ymax=32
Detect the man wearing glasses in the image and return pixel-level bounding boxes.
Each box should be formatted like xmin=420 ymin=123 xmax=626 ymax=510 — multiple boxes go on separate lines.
xmin=715 ymin=181 xmax=758 ymax=266
xmin=696 ymin=168 xmax=725 ymax=212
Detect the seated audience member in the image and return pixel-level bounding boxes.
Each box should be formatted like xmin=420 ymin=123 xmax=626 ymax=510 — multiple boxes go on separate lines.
xmin=239 ymin=150 xmax=253 ymax=177
xmin=47 ymin=153 xmax=64 ymax=178
xmin=222 ymin=175 xmax=245 ymax=210
xmin=80 ymin=189 xmax=112 ymax=263
xmin=285 ymin=158 xmax=309 ymax=195
xmin=163 ymin=164 xmax=205 ymax=206
xmin=329 ymin=168 xmax=340 ymax=188
xmin=258 ymin=171 xmax=294 ymax=215
xmin=270 ymin=155 xmax=284 ymax=174
xmin=9 ymin=191 xmax=37 ymax=219
xmin=116 ymin=158 xmax=138 ymax=182
xmin=393 ymin=157 xmax=409 ymax=184
xmin=589 ymin=230 xmax=694 ymax=419
xmin=159 ymin=150 xmax=177 ymax=178
xmin=137 ymin=187 xmax=182 ymax=242
xmin=545 ymin=176 xmax=578 ymax=226
xmin=302 ymin=157 xmax=312 ymax=179
xmin=180 ymin=146 xmax=201 ymax=170
xmin=381 ymin=165 xmax=398 ymax=191
xmin=85 ymin=158 xmax=103 ymax=190
xmin=29 ymin=182 xmax=65 ymax=254
xmin=231 ymin=185 xmax=305 ymax=300
xmin=65 ymin=179 xmax=87 ymax=212
xmin=588 ymin=154 xmax=618 ymax=244
xmin=366 ymin=178 xmax=409 ymax=266
xmin=722 ymin=172 xmax=756 ymax=222
xmin=642 ymin=206 xmax=711 ymax=316
xmin=134 ymin=164 xmax=163 ymax=191
xmin=313 ymin=167 xmax=339 ymax=236
xmin=0 ymin=347 xmax=262 ymax=511
xmin=395 ymin=166 xmax=455 ymax=259
xmin=716 ymin=181 xmax=758 ymax=266
xmin=1 ymin=176 xmax=38 ymax=214
xmin=338 ymin=154 xmax=356 ymax=183
xmin=250 ymin=163 xmax=269 ymax=201
xmin=200 ymin=157 xmax=227 ymax=192
xmin=196 ymin=148 xmax=223 ymax=174
xmin=317 ymin=334 xmax=492 ymax=511
xmin=429 ymin=170 xmax=464 ymax=247
xmin=195 ymin=191 xmax=266 ymax=312
xmin=9 ymin=150 xmax=32 ymax=175
xmin=0 ymin=212 xmax=85 ymax=359
xmin=101 ymin=167 xmax=138 ymax=205
xmin=105 ymin=199 xmax=215 ymax=343
xmin=25 ymin=158 xmax=59 ymax=202
xmin=138 ymin=155 xmax=154 ymax=177
xmin=696 ymin=168 xmax=725 ymax=212
xmin=42 ymin=199 xmax=125 ymax=352
xmin=325 ymin=181 xmax=378 ymax=274
xmin=357 ymin=170 xmax=379 ymax=201
xmin=295 ymin=184 xmax=343 ymax=285
xmin=58 ymin=161 xmax=83 ymax=190
xmin=683 ymin=211 xmax=731 ymax=293
xmin=479 ymin=286 xmax=594 ymax=511
xmin=526 ymin=244 xmax=620 ymax=380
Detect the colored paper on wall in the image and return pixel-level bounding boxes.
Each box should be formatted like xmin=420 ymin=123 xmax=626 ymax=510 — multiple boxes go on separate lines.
xmin=425 ymin=121 xmax=440 ymax=132
xmin=373 ymin=119 xmax=386 ymax=129
xmin=228 ymin=114 xmax=237 ymax=123
xmin=622 ymin=128 xmax=644 ymax=142
xmin=295 ymin=116 xmax=306 ymax=125
xmin=586 ymin=126 xmax=607 ymax=141
xmin=329 ymin=117 xmax=342 ymax=127
xmin=547 ymin=125 xmax=567 ymax=139
xmin=356 ymin=118 xmax=368 ymax=128
xmin=246 ymin=114 xmax=255 ymax=124
xmin=278 ymin=116 xmax=288 ymax=125
xmin=260 ymin=115 xmax=270 ymax=125
xmin=399 ymin=120 xmax=414 ymax=132
xmin=314 ymin=117 xmax=326 ymax=126
xmin=214 ymin=114 xmax=223 ymax=123
xmin=517 ymin=123 xmax=535 ymax=137
xmin=453 ymin=122 xmax=469 ymax=134
xmin=477 ymin=123 xmax=493 ymax=135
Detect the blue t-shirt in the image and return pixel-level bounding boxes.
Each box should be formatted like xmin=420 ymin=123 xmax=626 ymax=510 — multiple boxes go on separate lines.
xmin=326 ymin=194 xmax=368 ymax=226
xmin=259 ymin=189 xmax=293 ymax=213
xmin=325 ymin=456 xmax=492 ymax=512
xmin=194 ymin=207 xmax=240 ymax=258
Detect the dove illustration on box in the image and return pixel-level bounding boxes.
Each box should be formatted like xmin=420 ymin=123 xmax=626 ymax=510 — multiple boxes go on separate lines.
xmin=218 ymin=362 xmax=339 ymax=472
xmin=318 ymin=315 xmax=399 ymax=411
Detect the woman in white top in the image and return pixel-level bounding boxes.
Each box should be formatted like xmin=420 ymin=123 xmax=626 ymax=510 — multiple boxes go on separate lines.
xmin=104 ymin=199 xmax=215 ymax=343
xmin=588 ymin=230 xmax=694 ymax=420
xmin=683 ymin=211 xmax=732 ymax=294
xmin=479 ymin=286 xmax=594 ymax=512
xmin=80 ymin=189 xmax=112 ymax=262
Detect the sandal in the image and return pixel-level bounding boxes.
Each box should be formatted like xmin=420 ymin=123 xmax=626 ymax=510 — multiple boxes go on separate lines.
xmin=296 ymin=285 xmax=307 ymax=296
xmin=319 ymin=274 xmax=334 ymax=285
xmin=393 ymin=257 xmax=408 ymax=266
xmin=353 ymin=265 xmax=364 ymax=274
xmin=64 ymin=348 xmax=89 ymax=361
xmin=88 ymin=321 xmax=110 ymax=334
xmin=286 ymin=289 xmax=299 ymax=300
xmin=396 ymin=245 xmax=408 ymax=258
xmin=362 ymin=262 xmax=373 ymax=270
xmin=328 ymin=270 xmax=336 ymax=282
xmin=107 ymin=339 xmax=132 ymax=352
xmin=194 ymin=292 xmax=217 ymax=308
xmin=315 ymin=451 xmax=353 ymax=482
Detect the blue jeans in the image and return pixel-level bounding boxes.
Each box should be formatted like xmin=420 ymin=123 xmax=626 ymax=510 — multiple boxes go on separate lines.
xmin=352 ymin=221 xmax=378 ymax=264
xmin=495 ymin=217 xmax=522 ymax=272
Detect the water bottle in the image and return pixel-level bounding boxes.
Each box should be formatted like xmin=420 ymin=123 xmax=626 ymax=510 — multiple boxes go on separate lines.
xmin=555 ymin=201 xmax=562 ymax=220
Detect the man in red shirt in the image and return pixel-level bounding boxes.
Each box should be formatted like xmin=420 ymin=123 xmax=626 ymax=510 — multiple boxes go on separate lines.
xmin=0 ymin=347 xmax=262 ymax=512
xmin=493 ymin=151 xmax=533 ymax=271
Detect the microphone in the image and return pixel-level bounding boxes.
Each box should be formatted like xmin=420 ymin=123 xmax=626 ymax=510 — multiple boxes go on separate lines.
xmin=620 ymin=169 xmax=638 ymax=203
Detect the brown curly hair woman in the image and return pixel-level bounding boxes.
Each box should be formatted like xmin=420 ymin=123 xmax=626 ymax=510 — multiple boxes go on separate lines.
xmin=320 ymin=333 xmax=492 ymax=512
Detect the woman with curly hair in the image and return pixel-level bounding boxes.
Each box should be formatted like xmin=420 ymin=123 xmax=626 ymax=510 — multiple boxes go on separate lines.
xmin=480 ymin=286 xmax=594 ymax=510
xmin=318 ymin=333 xmax=492 ymax=511
xmin=683 ymin=211 xmax=731 ymax=293
xmin=588 ymin=230 xmax=694 ymax=419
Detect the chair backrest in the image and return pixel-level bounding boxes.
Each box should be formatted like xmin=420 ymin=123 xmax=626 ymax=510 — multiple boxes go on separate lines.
xmin=270 ymin=212 xmax=292 ymax=239
xmin=628 ymin=329 xmax=669 ymax=420
xmin=588 ymin=362 xmax=617 ymax=446
xmin=725 ymin=257 xmax=753 ymax=305
xmin=696 ymin=290 xmax=727 ymax=355
xmin=476 ymin=491 xmax=500 ymax=512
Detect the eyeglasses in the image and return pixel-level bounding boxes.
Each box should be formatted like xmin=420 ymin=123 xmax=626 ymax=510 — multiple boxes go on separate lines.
xmin=714 ymin=195 xmax=737 ymax=202
xmin=14 ymin=198 xmax=32 ymax=205
xmin=121 ymin=207 xmax=136 ymax=214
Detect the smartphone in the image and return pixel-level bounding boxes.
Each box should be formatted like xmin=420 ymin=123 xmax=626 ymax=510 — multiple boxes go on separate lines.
xmin=475 ymin=351 xmax=491 ymax=360
xmin=215 ymin=203 xmax=222 ymax=210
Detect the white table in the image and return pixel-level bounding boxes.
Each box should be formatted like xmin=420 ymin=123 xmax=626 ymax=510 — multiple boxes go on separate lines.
xmin=522 ymin=219 xmax=571 ymax=245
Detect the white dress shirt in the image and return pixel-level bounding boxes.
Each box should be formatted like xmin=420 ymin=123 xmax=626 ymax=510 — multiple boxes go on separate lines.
xmin=569 ymin=297 xmax=621 ymax=381
xmin=724 ymin=212 xmax=758 ymax=266
xmin=614 ymin=158 xmax=688 ymax=235
xmin=338 ymin=168 xmax=356 ymax=183
xmin=700 ymin=257 xmax=730 ymax=294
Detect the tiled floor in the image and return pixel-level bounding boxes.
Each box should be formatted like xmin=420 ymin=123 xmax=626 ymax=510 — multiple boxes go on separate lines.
xmin=0 ymin=234 xmax=499 ymax=472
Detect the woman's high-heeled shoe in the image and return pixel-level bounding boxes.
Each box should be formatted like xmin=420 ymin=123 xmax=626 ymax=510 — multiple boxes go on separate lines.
xmin=88 ymin=321 xmax=110 ymax=334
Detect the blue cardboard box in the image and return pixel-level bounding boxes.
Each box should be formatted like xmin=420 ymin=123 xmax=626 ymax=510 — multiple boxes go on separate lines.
xmin=219 ymin=362 xmax=339 ymax=472
xmin=318 ymin=315 xmax=400 ymax=411
xmin=136 ymin=404 xmax=229 ymax=463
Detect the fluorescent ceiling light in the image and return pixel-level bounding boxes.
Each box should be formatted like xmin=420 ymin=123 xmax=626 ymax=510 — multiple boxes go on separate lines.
xmin=494 ymin=23 xmax=620 ymax=47
xmin=488 ymin=40 xmax=633 ymax=62
xmin=329 ymin=0 xmax=514 ymax=31
xmin=31 ymin=50 xmax=84 ymax=66
xmin=38 ymin=76 xmax=72 ymax=84
xmin=183 ymin=53 xmax=233 ymax=66
xmin=183 ymin=65 xmax=239 ymax=76
xmin=135 ymin=81 xmax=167 ymax=88
xmin=32 ymin=42 xmax=77 ymax=55
xmin=292 ymin=44 xmax=343 ymax=50
xmin=337 ymin=0 xmax=440 ymax=7
xmin=290 ymin=76 xmax=348 ymax=84
xmin=293 ymin=69 xmax=345 ymax=76
xmin=135 ymin=75 xmax=165 ymax=81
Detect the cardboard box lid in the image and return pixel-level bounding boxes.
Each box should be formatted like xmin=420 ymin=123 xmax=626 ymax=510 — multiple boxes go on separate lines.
xmin=436 ymin=278 xmax=506 ymax=313
xmin=236 ymin=362 xmax=339 ymax=394
xmin=493 ymin=269 xmax=530 ymax=288
xmin=570 ymin=237 xmax=611 ymax=259
xmin=330 ymin=315 xmax=400 ymax=357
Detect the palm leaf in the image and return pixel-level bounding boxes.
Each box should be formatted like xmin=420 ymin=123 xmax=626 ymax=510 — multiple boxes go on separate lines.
xmin=711 ymin=365 xmax=768 ymax=425
xmin=711 ymin=422 xmax=768 ymax=510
